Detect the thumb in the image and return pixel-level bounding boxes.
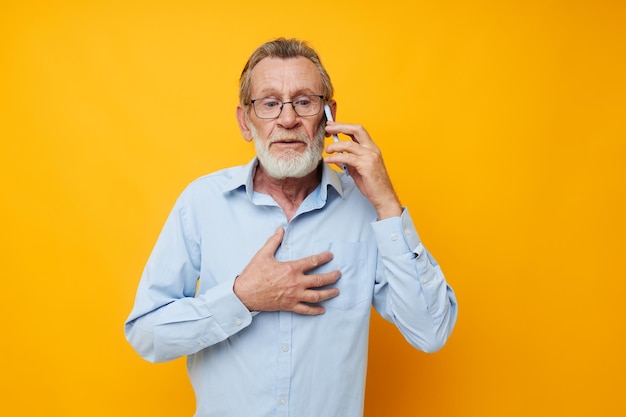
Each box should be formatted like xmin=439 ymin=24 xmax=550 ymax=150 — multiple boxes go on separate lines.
xmin=257 ymin=226 xmax=284 ymax=258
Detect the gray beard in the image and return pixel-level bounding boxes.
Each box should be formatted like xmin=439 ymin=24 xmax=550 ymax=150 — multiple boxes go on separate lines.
xmin=251 ymin=121 xmax=326 ymax=179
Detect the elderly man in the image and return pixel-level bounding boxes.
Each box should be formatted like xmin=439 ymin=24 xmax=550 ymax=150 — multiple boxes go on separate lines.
xmin=125 ymin=37 xmax=457 ymax=417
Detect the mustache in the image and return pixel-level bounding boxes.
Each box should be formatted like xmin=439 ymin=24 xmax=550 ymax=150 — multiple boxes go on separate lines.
xmin=267 ymin=130 xmax=310 ymax=144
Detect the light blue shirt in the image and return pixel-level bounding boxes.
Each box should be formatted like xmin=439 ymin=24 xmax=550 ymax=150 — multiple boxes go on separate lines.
xmin=125 ymin=159 xmax=457 ymax=417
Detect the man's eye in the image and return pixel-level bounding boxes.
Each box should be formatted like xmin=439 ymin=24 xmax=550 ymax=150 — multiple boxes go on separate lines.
xmin=263 ymin=100 xmax=281 ymax=108
xmin=295 ymin=98 xmax=311 ymax=107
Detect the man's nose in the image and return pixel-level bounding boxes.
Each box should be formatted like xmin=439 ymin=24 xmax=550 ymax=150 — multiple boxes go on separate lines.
xmin=276 ymin=103 xmax=299 ymax=128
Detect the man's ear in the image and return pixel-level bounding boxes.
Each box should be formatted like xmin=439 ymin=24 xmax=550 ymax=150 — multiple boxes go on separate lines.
xmin=236 ymin=106 xmax=253 ymax=142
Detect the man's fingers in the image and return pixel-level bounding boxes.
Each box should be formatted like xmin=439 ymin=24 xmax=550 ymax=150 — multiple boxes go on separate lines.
xmin=292 ymin=303 xmax=326 ymax=315
xmin=303 ymin=286 xmax=340 ymax=303
xmin=325 ymin=122 xmax=373 ymax=147
xmin=292 ymin=286 xmax=340 ymax=315
xmin=303 ymin=270 xmax=341 ymax=288
xmin=292 ymin=251 xmax=334 ymax=272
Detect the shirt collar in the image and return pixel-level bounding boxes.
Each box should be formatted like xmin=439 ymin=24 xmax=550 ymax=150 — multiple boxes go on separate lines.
xmin=224 ymin=157 xmax=345 ymax=200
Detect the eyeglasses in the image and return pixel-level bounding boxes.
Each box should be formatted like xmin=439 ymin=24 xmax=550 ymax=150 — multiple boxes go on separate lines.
xmin=250 ymin=95 xmax=324 ymax=119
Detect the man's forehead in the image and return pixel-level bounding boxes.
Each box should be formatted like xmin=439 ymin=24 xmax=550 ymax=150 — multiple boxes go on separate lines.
xmin=250 ymin=57 xmax=322 ymax=95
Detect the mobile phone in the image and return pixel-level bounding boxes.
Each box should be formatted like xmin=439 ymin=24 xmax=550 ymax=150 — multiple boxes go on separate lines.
xmin=324 ymin=105 xmax=349 ymax=175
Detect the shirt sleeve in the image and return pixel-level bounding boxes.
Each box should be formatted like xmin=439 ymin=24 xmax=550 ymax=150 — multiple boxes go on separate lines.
xmin=371 ymin=208 xmax=458 ymax=353
xmin=124 ymin=195 xmax=252 ymax=363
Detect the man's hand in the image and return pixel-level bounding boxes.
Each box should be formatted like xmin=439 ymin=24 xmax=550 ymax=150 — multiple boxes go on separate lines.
xmin=324 ymin=121 xmax=403 ymax=220
xmin=233 ymin=227 xmax=341 ymax=315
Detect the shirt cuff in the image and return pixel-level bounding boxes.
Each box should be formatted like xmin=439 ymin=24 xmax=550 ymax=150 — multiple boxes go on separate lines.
xmin=371 ymin=207 xmax=423 ymax=257
xmin=199 ymin=281 xmax=253 ymax=336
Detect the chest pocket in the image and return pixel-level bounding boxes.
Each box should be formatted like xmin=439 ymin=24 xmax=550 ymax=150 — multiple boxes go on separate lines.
xmin=311 ymin=241 xmax=372 ymax=310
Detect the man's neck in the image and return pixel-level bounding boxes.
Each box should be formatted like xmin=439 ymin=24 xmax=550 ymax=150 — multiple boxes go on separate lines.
xmin=253 ymin=164 xmax=322 ymax=222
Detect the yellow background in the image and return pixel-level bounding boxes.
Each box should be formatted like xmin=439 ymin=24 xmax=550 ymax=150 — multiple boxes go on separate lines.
xmin=1 ymin=0 xmax=625 ymax=416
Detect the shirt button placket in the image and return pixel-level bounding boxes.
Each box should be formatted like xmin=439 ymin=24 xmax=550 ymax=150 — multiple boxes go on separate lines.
xmin=275 ymin=311 xmax=292 ymax=416
xmin=275 ymin=225 xmax=293 ymax=416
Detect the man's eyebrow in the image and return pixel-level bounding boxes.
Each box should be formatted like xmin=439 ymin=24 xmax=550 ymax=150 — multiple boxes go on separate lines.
xmin=255 ymin=88 xmax=317 ymax=98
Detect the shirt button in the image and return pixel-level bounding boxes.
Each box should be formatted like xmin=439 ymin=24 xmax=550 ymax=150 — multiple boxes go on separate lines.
xmin=422 ymin=278 xmax=429 ymax=284
xmin=279 ymin=397 xmax=287 ymax=405
xmin=282 ymin=344 xmax=289 ymax=352
xmin=390 ymin=233 xmax=398 ymax=241
xmin=235 ymin=318 xmax=243 ymax=325
xmin=404 ymin=228 xmax=412 ymax=237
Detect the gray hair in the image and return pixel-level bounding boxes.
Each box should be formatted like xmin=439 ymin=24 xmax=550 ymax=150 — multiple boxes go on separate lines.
xmin=239 ymin=38 xmax=334 ymax=106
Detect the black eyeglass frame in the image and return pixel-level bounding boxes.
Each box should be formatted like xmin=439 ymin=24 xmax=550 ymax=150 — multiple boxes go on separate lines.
xmin=250 ymin=95 xmax=325 ymax=119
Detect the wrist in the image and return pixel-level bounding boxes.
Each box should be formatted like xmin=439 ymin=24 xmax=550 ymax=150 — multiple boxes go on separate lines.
xmin=375 ymin=201 xmax=403 ymax=220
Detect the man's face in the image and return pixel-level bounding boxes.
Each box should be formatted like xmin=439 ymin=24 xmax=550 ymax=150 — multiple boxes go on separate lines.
xmin=238 ymin=57 xmax=327 ymax=179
